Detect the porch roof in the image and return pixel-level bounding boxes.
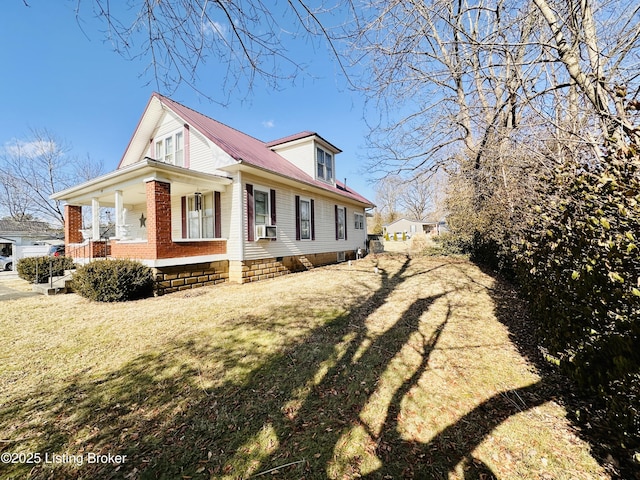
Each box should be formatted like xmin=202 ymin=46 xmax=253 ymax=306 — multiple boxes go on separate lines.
xmin=52 ymin=158 xmax=232 ymax=206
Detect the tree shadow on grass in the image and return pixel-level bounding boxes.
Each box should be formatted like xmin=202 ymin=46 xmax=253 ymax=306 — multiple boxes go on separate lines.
xmin=472 ymin=264 xmax=637 ymax=479
xmin=0 ymin=256 xmax=599 ymax=479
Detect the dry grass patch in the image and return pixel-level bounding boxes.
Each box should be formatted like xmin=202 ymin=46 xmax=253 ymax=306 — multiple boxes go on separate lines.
xmin=0 ymin=255 xmax=608 ymax=479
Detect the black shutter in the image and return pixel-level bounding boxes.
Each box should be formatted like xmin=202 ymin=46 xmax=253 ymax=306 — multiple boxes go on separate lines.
xmin=270 ymin=189 xmax=277 ymax=225
xmin=214 ymin=191 xmax=221 ymax=238
xmin=310 ymin=199 xmax=315 ymax=241
xmin=344 ymin=207 xmax=347 ymax=240
xmin=246 ymin=184 xmax=254 ymax=241
xmin=335 ymin=205 xmax=339 ymax=240
xmin=295 ymin=195 xmax=301 ymax=240
xmin=181 ymin=196 xmax=187 ymax=238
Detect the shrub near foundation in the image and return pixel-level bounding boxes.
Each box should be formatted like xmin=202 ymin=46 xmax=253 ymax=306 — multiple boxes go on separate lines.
xmin=72 ymin=259 xmax=154 ymax=302
xmin=17 ymin=256 xmax=75 ymax=283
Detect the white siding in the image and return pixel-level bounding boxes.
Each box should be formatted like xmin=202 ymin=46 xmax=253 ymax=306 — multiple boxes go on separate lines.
xmin=226 ymin=172 xmax=244 ymax=261
xmin=123 ymin=110 xmax=236 ymax=174
xmin=239 ymin=173 xmax=368 ymax=261
xmin=122 ymin=204 xmax=147 ymax=240
xmin=271 ymin=141 xmax=315 ymax=179
xmin=149 ymin=111 xmax=183 ymax=161
xmin=170 ymin=195 xmax=182 ymax=240
xmin=188 ymin=128 xmax=236 ymax=173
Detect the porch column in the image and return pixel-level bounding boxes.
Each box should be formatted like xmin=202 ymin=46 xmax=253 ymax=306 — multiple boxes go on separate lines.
xmin=91 ymin=197 xmax=100 ymax=240
xmin=145 ymin=179 xmax=172 ymax=250
xmin=114 ymin=190 xmax=123 ymax=238
xmin=64 ymin=204 xmax=83 ymax=244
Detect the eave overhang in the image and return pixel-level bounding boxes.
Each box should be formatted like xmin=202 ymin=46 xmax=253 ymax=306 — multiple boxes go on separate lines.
xmin=52 ymin=158 xmax=233 ymax=206
xmin=225 ymin=161 xmax=374 ymax=209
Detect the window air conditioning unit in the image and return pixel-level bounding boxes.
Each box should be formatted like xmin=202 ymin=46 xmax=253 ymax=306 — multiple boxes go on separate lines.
xmin=255 ymin=224 xmax=277 ymax=240
xmin=337 ymin=251 xmax=346 ymax=262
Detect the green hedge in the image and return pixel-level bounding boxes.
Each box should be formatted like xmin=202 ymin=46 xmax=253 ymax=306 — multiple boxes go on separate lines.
xmin=516 ymin=140 xmax=640 ymax=449
xmin=72 ymin=259 xmax=155 ymax=302
xmin=17 ymin=256 xmax=75 ymax=283
xmin=432 ymin=232 xmax=473 ymax=255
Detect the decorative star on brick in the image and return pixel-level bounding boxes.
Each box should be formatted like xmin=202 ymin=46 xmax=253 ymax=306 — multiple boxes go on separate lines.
xmin=139 ymin=213 xmax=146 ymax=228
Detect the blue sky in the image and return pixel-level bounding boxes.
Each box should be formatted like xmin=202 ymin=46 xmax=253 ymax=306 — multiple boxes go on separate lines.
xmin=1 ymin=1 xmax=376 ymax=202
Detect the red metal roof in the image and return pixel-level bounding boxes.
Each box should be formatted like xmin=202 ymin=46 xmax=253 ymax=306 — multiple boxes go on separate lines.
xmin=153 ymin=93 xmax=372 ymax=206
xmin=265 ymin=131 xmax=316 ymax=147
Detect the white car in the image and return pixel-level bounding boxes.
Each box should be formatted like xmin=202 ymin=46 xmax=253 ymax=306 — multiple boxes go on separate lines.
xmin=0 ymin=256 xmax=13 ymax=271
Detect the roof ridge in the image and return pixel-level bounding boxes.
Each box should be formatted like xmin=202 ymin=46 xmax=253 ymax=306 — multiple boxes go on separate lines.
xmin=266 ymin=131 xmax=316 ymax=147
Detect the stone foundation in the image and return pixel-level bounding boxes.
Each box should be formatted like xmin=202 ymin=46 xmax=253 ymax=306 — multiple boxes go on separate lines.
xmin=230 ymin=250 xmax=357 ymax=284
xmin=154 ymin=250 xmax=357 ymax=294
xmin=154 ymin=260 xmax=229 ymax=295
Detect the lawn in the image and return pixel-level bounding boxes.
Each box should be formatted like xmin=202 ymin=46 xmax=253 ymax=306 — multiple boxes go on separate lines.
xmin=0 ymin=255 xmax=608 ymax=479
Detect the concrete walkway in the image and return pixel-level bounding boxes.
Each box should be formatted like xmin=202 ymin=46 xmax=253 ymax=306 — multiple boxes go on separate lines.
xmin=0 ymin=272 xmax=40 ymax=301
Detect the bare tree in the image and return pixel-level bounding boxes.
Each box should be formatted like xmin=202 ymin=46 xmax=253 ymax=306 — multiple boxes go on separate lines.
xmin=373 ymin=175 xmax=403 ymax=223
xmin=0 ymin=129 xmax=104 ymax=226
xmin=348 ymin=0 xmax=639 ymax=169
xmin=0 ymin=175 xmax=33 ymax=221
xmin=73 ymin=0 xmax=353 ymax=102
xmin=343 ymin=0 xmax=640 ymax=258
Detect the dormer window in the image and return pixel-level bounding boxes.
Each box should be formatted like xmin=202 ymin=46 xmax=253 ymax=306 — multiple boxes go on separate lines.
xmin=316 ymin=147 xmax=334 ymax=182
xmin=155 ymin=130 xmax=184 ymax=167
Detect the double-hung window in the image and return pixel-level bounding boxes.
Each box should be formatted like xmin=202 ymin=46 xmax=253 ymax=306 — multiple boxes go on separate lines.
xmin=254 ymin=189 xmax=269 ymax=226
xmin=354 ymin=213 xmax=364 ymax=230
xmin=155 ymin=131 xmax=184 ymax=166
xmin=246 ymin=184 xmax=277 ymax=241
xmin=295 ymin=196 xmax=314 ymax=241
xmin=316 ymin=147 xmax=333 ymax=182
xmin=187 ymin=192 xmax=214 ymax=239
xmin=300 ymin=199 xmax=311 ymax=240
xmin=335 ymin=205 xmax=346 ymax=240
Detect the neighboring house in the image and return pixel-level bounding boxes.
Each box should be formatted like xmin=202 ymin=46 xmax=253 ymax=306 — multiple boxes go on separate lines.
xmin=0 ymin=219 xmax=62 ymax=266
xmin=383 ymin=218 xmax=445 ymax=238
xmin=52 ymin=93 xmax=374 ymax=293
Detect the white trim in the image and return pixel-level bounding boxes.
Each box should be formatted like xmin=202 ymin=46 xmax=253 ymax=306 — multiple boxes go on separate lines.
xmin=51 ymin=158 xmax=232 ymax=202
xmin=315 ymin=146 xmax=334 ymax=183
xmin=237 ymin=171 xmax=245 ymax=261
xmin=114 ymin=239 xmax=147 ymax=244
xmin=185 ymin=191 xmax=216 ymax=239
xmin=143 ymin=175 xmax=172 ymax=184
xmin=298 ymin=196 xmax=312 ymax=241
xmin=173 ymin=237 xmax=228 ymax=243
xmin=252 ymin=183 xmax=272 ymax=227
xmin=336 ymin=205 xmax=347 ymax=240
xmin=141 ymin=254 xmax=228 ymax=268
xmin=91 ymin=198 xmax=100 ymax=240
xmin=155 ymin=128 xmax=184 ymax=166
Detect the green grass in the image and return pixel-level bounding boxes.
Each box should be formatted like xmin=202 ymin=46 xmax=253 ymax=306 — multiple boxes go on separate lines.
xmin=0 ymin=255 xmax=608 ymax=479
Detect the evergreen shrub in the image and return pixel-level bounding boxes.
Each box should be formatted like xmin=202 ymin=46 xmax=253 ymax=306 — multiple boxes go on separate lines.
xmin=72 ymin=259 xmax=155 ymax=302
xmin=17 ymin=256 xmax=75 ymax=283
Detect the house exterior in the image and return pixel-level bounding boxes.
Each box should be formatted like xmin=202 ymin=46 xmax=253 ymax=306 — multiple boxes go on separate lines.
xmin=52 ymin=93 xmax=373 ymax=293
xmin=0 ymin=219 xmax=62 ymax=268
xmin=383 ymin=218 xmax=445 ymax=239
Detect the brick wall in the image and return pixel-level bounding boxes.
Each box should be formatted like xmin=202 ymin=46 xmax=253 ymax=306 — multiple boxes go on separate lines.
xmin=109 ymin=180 xmax=227 ymax=260
xmin=147 ymin=180 xmax=172 ymax=250
xmin=64 ymin=205 xmax=83 ymax=248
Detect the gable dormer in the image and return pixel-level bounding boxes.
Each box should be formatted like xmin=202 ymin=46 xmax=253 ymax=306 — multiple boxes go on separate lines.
xmin=266 ymin=132 xmax=342 ymax=186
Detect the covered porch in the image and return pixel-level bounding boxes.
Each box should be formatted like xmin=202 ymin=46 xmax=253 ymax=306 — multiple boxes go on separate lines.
xmin=53 ymin=159 xmax=232 ymax=265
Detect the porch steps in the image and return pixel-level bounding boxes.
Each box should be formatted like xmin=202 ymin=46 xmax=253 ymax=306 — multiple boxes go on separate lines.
xmin=32 ymin=270 xmax=76 ymax=296
xmin=298 ymin=256 xmax=314 ymax=270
